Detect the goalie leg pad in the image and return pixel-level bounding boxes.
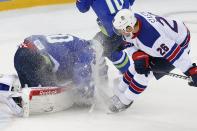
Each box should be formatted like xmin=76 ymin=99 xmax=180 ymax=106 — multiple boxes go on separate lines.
xmin=21 ymin=85 xmax=74 ymax=117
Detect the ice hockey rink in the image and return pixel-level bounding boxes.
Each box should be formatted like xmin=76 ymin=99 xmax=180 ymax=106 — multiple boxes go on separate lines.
xmin=0 ymin=0 xmax=197 ymax=131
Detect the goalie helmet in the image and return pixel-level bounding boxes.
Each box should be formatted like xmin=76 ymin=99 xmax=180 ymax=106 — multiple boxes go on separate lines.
xmin=0 ymin=74 xmax=20 ymax=91
xmin=112 ymin=9 xmax=137 ymax=35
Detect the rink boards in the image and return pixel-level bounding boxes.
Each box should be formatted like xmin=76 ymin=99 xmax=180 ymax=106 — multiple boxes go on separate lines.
xmin=0 ymin=0 xmax=75 ymax=11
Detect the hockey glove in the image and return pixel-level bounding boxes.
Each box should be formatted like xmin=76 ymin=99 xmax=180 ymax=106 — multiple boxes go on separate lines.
xmin=132 ymin=51 xmax=150 ymax=76
xmin=185 ymin=63 xmax=197 ymax=87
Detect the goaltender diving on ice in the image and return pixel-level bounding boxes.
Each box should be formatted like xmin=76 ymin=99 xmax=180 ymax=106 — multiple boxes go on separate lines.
xmin=0 ymin=34 xmax=107 ymax=117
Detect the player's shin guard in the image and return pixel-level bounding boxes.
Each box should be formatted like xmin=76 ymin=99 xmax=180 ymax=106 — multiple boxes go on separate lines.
xmin=121 ymin=73 xmax=149 ymax=105
xmin=110 ymin=73 xmax=149 ymax=113
xmin=110 ymin=70 xmax=134 ymax=113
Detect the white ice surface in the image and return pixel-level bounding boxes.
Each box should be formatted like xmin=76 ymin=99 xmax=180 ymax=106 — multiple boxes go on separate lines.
xmin=0 ymin=0 xmax=197 ymax=131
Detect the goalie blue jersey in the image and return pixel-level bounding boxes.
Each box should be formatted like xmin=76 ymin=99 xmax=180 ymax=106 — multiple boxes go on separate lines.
xmin=23 ymin=34 xmax=94 ymax=87
xmin=76 ymin=0 xmax=135 ymax=36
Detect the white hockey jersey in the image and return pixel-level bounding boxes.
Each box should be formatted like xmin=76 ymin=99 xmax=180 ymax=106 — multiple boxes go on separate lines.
xmin=124 ymin=12 xmax=192 ymax=72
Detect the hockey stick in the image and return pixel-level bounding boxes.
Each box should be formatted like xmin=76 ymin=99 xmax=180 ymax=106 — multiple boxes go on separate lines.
xmin=153 ymin=71 xmax=192 ymax=81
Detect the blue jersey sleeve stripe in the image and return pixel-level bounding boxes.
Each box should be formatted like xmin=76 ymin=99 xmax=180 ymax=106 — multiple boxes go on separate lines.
xmin=169 ymin=48 xmax=184 ymax=64
xmin=164 ymin=44 xmax=178 ymax=59
xmin=180 ymin=30 xmax=190 ymax=49
xmin=166 ymin=45 xmax=181 ymax=63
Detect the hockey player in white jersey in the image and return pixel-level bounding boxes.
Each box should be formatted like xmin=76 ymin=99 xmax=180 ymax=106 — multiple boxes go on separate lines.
xmin=109 ymin=9 xmax=196 ymax=112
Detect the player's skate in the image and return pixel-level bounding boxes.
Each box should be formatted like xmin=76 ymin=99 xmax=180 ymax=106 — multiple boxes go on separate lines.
xmin=109 ymin=95 xmax=133 ymax=113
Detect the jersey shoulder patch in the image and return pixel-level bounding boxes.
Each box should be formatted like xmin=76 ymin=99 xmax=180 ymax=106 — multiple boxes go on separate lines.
xmin=135 ymin=14 xmax=160 ymax=48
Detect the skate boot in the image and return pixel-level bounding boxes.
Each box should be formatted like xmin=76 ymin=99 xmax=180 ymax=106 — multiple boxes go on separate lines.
xmin=109 ymin=95 xmax=133 ymax=113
